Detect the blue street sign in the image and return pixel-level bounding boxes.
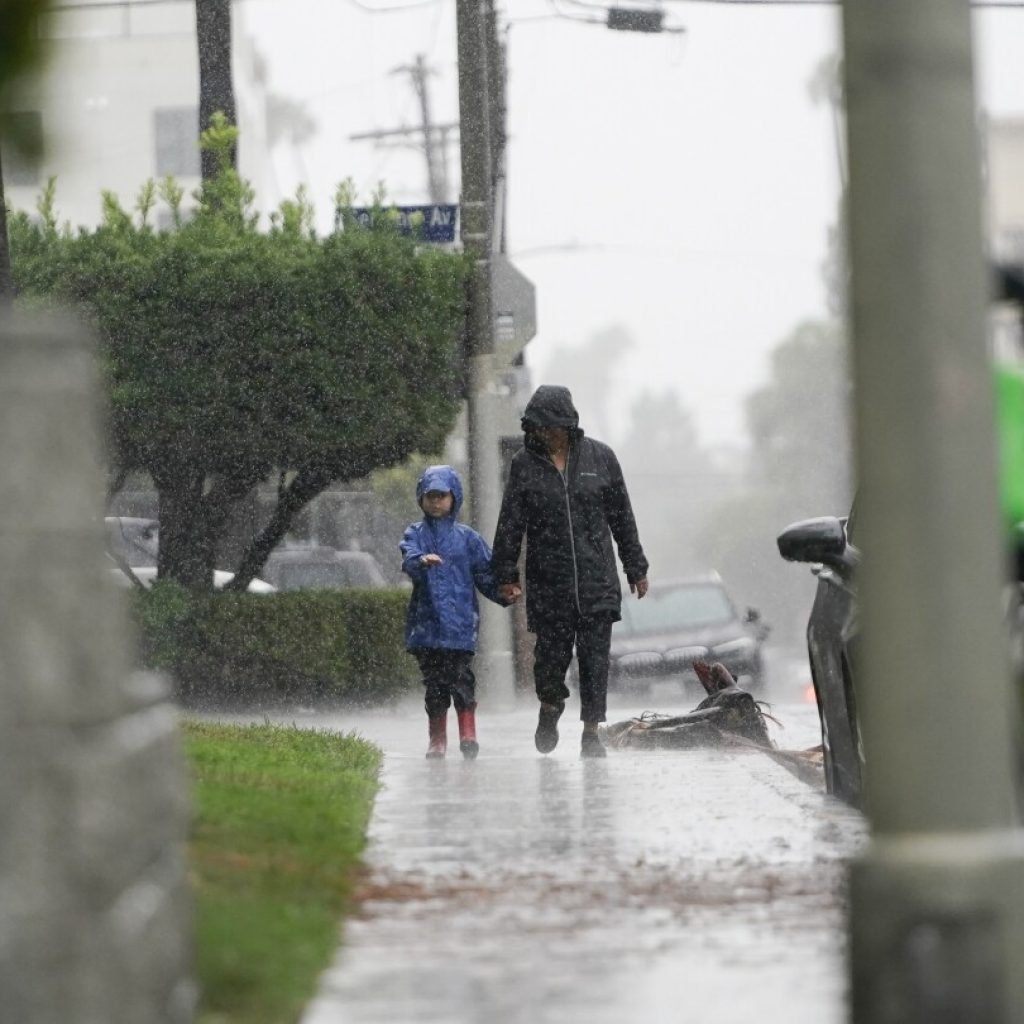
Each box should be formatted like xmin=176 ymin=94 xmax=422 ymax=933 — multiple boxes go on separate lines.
xmin=350 ymin=204 xmax=458 ymax=243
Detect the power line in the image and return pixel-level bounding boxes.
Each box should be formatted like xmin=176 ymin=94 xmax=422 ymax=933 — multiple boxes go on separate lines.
xmin=658 ymin=0 xmax=1024 ymax=6
xmin=47 ymin=0 xmax=1024 ymax=12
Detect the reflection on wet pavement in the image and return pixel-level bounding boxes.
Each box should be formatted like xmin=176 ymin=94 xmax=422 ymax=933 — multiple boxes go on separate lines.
xmin=270 ymin=698 xmax=863 ymax=1024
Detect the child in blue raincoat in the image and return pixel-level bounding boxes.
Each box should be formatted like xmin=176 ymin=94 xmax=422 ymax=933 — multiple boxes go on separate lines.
xmin=400 ymin=465 xmax=504 ymax=759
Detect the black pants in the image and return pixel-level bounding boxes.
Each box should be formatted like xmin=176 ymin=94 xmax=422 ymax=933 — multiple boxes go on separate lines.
xmin=533 ymin=613 xmax=613 ymax=724
xmin=413 ymin=649 xmax=477 ymax=718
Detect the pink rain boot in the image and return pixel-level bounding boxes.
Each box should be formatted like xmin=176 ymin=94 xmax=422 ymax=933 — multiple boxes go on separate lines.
xmin=457 ymin=705 xmax=479 ymax=760
xmin=426 ymin=714 xmax=447 ymax=759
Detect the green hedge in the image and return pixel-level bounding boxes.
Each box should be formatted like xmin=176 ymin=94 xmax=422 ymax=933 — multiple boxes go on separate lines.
xmin=136 ymin=583 xmax=418 ymax=706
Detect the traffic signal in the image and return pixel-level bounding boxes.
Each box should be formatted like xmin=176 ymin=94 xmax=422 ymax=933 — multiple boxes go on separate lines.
xmin=606 ymin=7 xmax=664 ymax=33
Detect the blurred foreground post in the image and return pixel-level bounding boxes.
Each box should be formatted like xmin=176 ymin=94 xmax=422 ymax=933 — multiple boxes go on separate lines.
xmin=456 ymin=0 xmax=516 ymax=702
xmin=842 ymin=1 xmax=1024 ymax=1020
xmin=0 ymin=314 xmax=194 ymax=1023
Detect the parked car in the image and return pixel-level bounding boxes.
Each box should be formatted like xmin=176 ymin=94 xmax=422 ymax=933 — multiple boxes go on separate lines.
xmin=105 ymin=516 xmax=160 ymax=567
xmin=261 ymin=546 xmax=389 ymax=591
xmin=777 ymin=512 xmax=863 ymax=806
xmin=104 ymin=517 xmax=275 ymax=593
xmin=108 ymin=560 xmax=276 ymax=593
xmin=608 ymin=574 xmax=769 ymax=696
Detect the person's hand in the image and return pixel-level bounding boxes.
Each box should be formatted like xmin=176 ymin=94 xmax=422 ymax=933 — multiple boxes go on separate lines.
xmin=498 ymin=582 xmax=522 ymax=603
xmin=420 ymin=554 xmax=443 ymax=568
xmin=630 ymin=577 xmax=649 ymax=599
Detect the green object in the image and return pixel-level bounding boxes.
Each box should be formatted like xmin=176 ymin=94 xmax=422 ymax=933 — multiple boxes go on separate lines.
xmin=8 ymin=162 xmax=469 ymax=589
xmin=137 ymin=585 xmax=419 ymax=703
xmin=996 ymin=363 xmax=1024 ymax=533
xmin=183 ymin=720 xmax=381 ymax=1024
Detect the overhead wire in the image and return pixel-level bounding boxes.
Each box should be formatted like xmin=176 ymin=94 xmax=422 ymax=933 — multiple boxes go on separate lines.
xmin=46 ymin=0 xmax=1024 ymax=12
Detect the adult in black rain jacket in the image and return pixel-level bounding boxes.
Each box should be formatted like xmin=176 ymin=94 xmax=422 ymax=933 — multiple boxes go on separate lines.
xmin=491 ymin=385 xmax=649 ymax=757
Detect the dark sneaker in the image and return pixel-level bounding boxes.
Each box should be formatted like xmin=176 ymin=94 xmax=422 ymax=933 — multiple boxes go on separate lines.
xmin=535 ymin=703 xmax=563 ymax=754
xmin=580 ymin=731 xmax=607 ymax=759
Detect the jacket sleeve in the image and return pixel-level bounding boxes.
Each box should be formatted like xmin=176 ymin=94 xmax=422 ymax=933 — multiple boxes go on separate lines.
xmin=490 ymin=460 xmax=527 ymax=585
xmin=469 ymin=531 xmax=504 ymax=605
xmin=602 ymin=446 xmax=649 ymax=584
xmin=400 ymin=525 xmax=428 ymax=580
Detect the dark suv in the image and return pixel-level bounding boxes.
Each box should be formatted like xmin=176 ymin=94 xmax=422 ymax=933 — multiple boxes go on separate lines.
xmin=777 ymin=512 xmax=863 ymax=806
xmin=608 ymin=574 xmax=769 ymax=696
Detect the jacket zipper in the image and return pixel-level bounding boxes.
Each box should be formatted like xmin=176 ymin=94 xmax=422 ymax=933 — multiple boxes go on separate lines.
xmin=529 ymin=447 xmax=582 ymax=613
xmin=560 ymin=467 xmax=583 ymax=614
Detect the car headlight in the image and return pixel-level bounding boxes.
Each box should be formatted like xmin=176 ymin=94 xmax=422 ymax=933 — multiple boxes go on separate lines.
xmin=711 ymin=636 xmax=756 ymax=659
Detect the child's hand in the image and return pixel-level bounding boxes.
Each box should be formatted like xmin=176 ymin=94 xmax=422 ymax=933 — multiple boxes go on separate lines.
xmin=498 ymin=583 xmax=522 ymax=603
xmin=420 ymin=554 xmax=443 ymax=568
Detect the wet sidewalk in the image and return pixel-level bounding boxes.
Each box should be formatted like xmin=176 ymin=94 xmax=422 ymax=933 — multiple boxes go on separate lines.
xmin=289 ymin=692 xmax=865 ymax=1024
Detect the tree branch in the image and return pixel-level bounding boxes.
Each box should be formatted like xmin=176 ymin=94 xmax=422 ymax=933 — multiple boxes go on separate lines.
xmin=226 ymin=466 xmax=333 ymax=592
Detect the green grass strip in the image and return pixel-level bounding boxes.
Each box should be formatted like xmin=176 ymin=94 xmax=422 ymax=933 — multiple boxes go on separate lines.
xmin=182 ymin=720 xmax=382 ymax=1024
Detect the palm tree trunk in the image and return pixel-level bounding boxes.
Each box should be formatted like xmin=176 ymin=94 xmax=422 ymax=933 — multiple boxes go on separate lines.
xmin=196 ymin=0 xmax=237 ymax=179
xmin=0 ymin=147 xmax=14 ymax=307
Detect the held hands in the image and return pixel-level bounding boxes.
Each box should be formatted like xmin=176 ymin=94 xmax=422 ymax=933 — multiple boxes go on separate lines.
xmin=498 ymin=582 xmax=523 ymax=604
xmin=420 ymin=554 xmax=443 ymax=568
xmin=630 ymin=577 xmax=649 ymax=599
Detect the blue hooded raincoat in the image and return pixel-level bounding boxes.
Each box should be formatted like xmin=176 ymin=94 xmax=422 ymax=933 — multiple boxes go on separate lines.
xmin=400 ymin=465 xmax=501 ymax=651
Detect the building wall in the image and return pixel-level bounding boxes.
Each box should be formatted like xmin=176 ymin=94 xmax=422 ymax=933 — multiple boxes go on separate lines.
xmin=988 ymin=117 xmax=1024 ymax=264
xmin=4 ymin=0 xmax=270 ymax=228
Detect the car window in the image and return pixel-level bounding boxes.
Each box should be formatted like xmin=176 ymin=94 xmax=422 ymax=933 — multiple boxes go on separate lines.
xmin=278 ymin=562 xmax=353 ymax=589
xmin=275 ymin=559 xmax=385 ymax=589
xmin=617 ymin=583 xmax=736 ymax=636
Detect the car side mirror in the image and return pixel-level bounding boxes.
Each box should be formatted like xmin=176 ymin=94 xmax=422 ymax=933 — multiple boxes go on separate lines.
xmin=777 ymin=516 xmax=848 ymax=566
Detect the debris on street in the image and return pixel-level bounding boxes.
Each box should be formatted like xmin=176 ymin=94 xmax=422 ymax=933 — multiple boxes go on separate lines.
xmin=602 ymin=660 xmax=825 ymax=787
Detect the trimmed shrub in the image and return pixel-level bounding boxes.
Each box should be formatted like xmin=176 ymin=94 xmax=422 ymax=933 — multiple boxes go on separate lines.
xmin=137 ymin=582 xmax=417 ymax=706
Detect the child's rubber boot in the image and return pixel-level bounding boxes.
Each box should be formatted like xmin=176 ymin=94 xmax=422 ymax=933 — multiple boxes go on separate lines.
xmin=457 ymin=705 xmax=479 ymax=760
xmin=426 ymin=715 xmax=447 ymax=759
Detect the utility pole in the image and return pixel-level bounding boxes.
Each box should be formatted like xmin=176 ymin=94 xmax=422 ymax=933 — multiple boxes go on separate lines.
xmin=405 ymin=54 xmax=448 ymax=206
xmin=485 ymin=3 xmax=507 ymax=254
xmin=842 ymin=1 xmax=1024 ymax=1020
xmin=456 ymin=0 xmax=515 ymax=702
xmin=350 ymin=55 xmax=458 ymax=206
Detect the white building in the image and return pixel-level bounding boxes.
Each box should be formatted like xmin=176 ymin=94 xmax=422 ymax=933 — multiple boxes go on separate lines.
xmin=986 ymin=118 xmax=1024 ymax=364
xmin=2 ymin=0 xmax=272 ymax=229
xmin=988 ymin=117 xmax=1024 ymax=266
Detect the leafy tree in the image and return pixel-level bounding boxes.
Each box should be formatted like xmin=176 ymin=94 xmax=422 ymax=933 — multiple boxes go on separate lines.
xmin=616 ymin=388 xmax=731 ymax=581
xmin=541 ymin=323 xmax=633 ymax=443
xmin=9 ymin=121 xmax=469 ymax=590
xmin=698 ymin=320 xmax=853 ymax=642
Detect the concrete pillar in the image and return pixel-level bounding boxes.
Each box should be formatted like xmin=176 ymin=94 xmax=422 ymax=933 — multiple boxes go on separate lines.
xmin=842 ymin=1 xmax=1024 ymax=1019
xmin=457 ymin=0 xmax=516 ymax=704
xmin=0 ymin=313 xmax=194 ymax=1023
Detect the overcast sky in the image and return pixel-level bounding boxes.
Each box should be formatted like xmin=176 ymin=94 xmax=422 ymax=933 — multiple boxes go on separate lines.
xmin=243 ymin=0 xmax=1024 ymax=448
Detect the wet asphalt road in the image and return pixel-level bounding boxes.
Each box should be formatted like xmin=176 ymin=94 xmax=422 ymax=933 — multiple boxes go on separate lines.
xmin=269 ymin=677 xmax=866 ymax=1024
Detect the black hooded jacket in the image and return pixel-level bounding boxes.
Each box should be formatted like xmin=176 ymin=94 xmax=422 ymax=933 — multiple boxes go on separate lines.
xmin=491 ymin=386 xmax=649 ymax=631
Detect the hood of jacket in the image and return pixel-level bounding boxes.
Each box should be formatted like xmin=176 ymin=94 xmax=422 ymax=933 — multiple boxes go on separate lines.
xmin=416 ymin=464 xmax=464 ymax=520
xmin=521 ymin=385 xmax=581 ymax=432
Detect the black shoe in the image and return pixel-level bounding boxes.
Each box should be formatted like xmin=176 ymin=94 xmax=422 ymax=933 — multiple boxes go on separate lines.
xmin=535 ymin=703 xmax=563 ymax=754
xmin=580 ymin=730 xmax=607 ymax=758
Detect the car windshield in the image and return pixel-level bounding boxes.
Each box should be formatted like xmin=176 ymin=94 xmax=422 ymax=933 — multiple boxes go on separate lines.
xmin=617 ymin=583 xmax=735 ymax=636
xmin=277 ymin=561 xmax=377 ymax=590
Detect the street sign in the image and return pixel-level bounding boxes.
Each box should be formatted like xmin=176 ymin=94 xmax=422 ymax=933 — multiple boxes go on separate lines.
xmin=349 ymin=204 xmax=458 ymax=243
xmin=492 ymin=256 xmax=537 ymax=364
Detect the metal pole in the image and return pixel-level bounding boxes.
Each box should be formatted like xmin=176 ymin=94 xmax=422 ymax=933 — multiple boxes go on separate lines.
xmin=842 ymin=1 xmax=1024 ymax=1019
xmin=456 ymin=0 xmax=515 ymax=702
